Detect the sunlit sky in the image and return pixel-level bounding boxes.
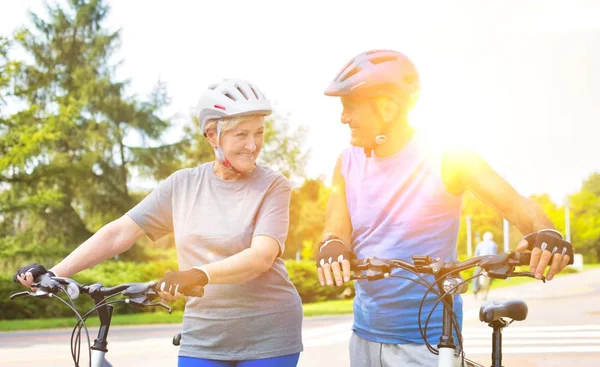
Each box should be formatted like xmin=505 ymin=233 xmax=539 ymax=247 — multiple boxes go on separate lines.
xmin=2 ymin=0 xmax=600 ymax=203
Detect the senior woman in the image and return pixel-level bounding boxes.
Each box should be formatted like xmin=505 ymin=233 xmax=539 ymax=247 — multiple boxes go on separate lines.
xmin=14 ymin=78 xmax=303 ymax=367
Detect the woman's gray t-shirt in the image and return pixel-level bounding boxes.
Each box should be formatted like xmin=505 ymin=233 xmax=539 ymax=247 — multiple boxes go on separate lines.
xmin=126 ymin=162 xmax=303 ymax=360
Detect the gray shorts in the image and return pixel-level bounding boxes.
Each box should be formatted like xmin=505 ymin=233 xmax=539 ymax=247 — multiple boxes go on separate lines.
xmin=349 ymin=332 xmax=463 ymax=367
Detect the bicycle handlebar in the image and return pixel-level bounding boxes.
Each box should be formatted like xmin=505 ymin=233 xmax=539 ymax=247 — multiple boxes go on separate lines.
xmin=350 ymin=251 xmax=537 ymax=281
xmin=10 ymin=275 xmax=205 ymax=309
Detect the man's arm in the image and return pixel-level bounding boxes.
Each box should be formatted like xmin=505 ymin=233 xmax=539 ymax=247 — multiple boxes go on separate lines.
xmin=317 ymin=154 xmax=354 ymax=286
xmin=443 ymin=148 xmax=571 ymax=280
xmin=323 ymin=154 xmax=353 ymax=245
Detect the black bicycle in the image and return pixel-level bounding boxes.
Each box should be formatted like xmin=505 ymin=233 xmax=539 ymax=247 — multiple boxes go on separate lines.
xmin=350 ymin=251 xmax=541 ymax=367
xmin=10 ymin=275 xmax=204 ymax=367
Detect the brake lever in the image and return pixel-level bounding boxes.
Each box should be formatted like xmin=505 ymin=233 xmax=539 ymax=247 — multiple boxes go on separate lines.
xmin=350 ymin=270 xmax=390 ymax=281
xmin=507 ymin=271 xmax=546 ymax=283
xmin=10 ymin=288 xmax=54 ymax=300
xmin=366 ymin=269 xmax=389 ymax=280
xmin=10 ymin=291 xmax=34 ymax=300
xmin=349 ymin=274 xmax=366 ymax=281
xmin=127 ymin=287 xmax=173 ymax=314
xmin=152 ymin=301 xmax=172 ymax=313
xmin=127 ymin=298 xmax=172 ymax=313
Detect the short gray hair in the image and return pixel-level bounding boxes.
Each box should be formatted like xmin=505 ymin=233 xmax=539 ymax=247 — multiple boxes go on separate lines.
xmin=204 ymin=115 xmax=265 ymax=134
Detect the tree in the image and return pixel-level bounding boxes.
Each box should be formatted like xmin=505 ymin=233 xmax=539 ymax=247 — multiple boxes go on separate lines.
xmin=258 ymin=113 xmax=309 ymax=181
xmin=0 ymin=0 xmax=173 ymax=262
xmin=570 ymin=173 xmax=600 ymax=262
xmin=0 ymin=0 xmax=311 ymax=267
xmin=285 ymin=179 xmax=330 ymax=259
xmin=529 ymin=194 xmax=565 ymax=235
xmin=0 ymin=36 xmax=14 ymax=105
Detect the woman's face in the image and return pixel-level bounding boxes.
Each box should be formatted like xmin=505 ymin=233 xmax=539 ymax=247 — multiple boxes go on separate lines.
xmin=219 ymin=116 xmax=265 ymax=171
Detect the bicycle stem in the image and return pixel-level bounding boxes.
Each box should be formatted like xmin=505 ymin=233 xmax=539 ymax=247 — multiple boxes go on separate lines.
xmin=90 ymin=292 xmax=113 ymax=353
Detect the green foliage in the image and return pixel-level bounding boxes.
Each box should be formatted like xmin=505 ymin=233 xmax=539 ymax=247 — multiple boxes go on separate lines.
xmin=0 ymin=258 xmax=184 ymax=320
xmin=285 ymin=260 xmax=354 ymax=303
xmin=285 ymin=179 xmax=330 ymax=258
xmin=570 ymin=173 xmax=600 ymax=262
xmin=0 ymin=0 xmax=311 ymax=271
xmin=258 ymin=114 xmax=309 ymax=180
xmin=0 ymin=0 xmax=176 ymax=263
xmin=0 ymin=36 xmax=14 ymax=105
xmin=1 ymin=258 xmax=351 ymax=320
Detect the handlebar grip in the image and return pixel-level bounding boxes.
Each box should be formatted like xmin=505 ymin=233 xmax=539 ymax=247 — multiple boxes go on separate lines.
xmin=515 ymin=251 xmax=554 ymax=266
xmin=186 ymin=286 xmax=204 ymax=297
xmin=516 ymin=252 xmax=531 ymax=266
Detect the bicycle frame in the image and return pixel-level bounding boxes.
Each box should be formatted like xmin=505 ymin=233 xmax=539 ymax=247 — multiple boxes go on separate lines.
xmin=437 ymin=293 xmax=457 ymax=367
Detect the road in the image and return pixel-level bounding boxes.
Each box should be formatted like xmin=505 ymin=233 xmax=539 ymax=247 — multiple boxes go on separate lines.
xmin=2 ymin=269 xmax=599 ymax=366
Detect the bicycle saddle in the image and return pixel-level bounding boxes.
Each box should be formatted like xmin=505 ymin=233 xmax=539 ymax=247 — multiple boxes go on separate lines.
xmin=479 ymin=300 xmax=528 ymax=324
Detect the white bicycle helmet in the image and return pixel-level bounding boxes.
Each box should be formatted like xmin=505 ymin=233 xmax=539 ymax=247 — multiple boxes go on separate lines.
xmin=197 ymin=79 xmax=272 ymax=174
xmin=198 ymin=78 xmax=272 ymax=136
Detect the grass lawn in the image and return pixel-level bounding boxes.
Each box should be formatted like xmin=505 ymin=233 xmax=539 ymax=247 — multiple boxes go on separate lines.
xmin=0 ymin=301 xmax=356 ymax=332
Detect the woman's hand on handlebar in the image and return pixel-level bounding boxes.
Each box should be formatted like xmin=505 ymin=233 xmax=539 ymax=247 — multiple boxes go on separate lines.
xmin=156 ymin=268 xmax=208 ymax=301
xmin=13 ymin=263 xmax=56 ymax=291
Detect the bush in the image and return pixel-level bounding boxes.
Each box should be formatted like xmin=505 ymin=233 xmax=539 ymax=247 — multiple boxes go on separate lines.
xmin=1 ymin=259 xmax=351 ymax=320
xmin=285 ymin=260 xmax=354 ymax=303
xmin=0 ymin=259 xmax=184 ymax=320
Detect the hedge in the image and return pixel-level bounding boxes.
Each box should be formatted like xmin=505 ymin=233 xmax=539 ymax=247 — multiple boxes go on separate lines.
xmin=0 ymin=259 xmax=353 ymax=320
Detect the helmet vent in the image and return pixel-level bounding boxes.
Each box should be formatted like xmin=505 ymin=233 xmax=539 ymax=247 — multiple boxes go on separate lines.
xmin=236 ymin=85 xmax=249 ymax=100
xmin=224 ymin=92 xmax=235 ymax=101
xmin=341 ymin=67 xmax=361 ymax=82
xmin=370 ymin=56 xmax=396 ymax=65
xmin=334 ymin=60 xmax=354 ymax=81
xmin=250 ymin=86 xmax=260 ymax=99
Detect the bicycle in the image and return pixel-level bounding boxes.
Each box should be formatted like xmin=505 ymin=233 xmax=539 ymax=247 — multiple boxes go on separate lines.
xmin=10 ymin=274 xmax=204 ymax=367
xmin=349 ymin=251 xmax=541 ymax=367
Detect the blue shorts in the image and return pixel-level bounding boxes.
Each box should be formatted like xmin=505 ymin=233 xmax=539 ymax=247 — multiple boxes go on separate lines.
xmin=178 ymin=353 xmax=300 ymax=367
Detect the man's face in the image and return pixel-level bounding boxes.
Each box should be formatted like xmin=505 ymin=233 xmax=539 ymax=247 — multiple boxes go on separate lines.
xmin=340 ymin=95 xmax=386 ymax=148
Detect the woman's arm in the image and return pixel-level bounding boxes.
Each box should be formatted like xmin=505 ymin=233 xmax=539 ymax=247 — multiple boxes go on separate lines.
xmin=50 ymin=215 xmax=146 ymax=277
xmin=196 ymin=235 xmax=280 ymax=284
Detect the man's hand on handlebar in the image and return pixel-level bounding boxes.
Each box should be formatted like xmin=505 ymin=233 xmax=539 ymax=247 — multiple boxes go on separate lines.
xmin=515 ymin=229 xmax=574 ymax=281
xmin=315 ymin=236 xmax=354 ymax=287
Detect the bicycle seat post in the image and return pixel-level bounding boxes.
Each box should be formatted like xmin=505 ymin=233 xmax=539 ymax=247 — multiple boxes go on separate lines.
xmin=489 ymin=319 xmax=508 ymax=367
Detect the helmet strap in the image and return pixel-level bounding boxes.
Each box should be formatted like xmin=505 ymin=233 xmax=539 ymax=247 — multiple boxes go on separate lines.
xmin=363 ymin=99 xmax=395 ymax=157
